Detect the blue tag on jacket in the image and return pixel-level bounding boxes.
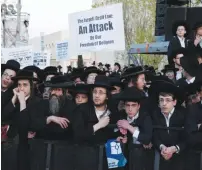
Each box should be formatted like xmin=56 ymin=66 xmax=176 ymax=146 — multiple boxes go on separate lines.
xmin=105 ymin=139 xmax=127 ymax=169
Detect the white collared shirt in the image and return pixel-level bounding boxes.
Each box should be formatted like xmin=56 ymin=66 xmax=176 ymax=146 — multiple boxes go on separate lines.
xmin=186 ymin=77 xmax=195 ymax=84
xmin=127 ymin=112 xmax=141 ymax=144
xmin=176 ymin=71 xmax=183 ymax=80
xmin=162 ymin=107 xmax=175 ymax=127
xmin=178 ymin=36 xmax=185 ymax=48
xmin=95 ymin=105 xmax=110 ymax=120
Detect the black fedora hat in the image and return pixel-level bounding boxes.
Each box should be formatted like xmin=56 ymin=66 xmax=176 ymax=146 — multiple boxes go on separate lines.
xmin=116 ymin=86 xmax=145 ymax=102
xmin=98 ymin=62 xmax=103 ymax=66
xmin=180 ymin=57 xmax=199 ymax=77
xmin=121 ymin=66 xmax=148 ymax=79
xmin=171 ymin=47 xmax=187 ymax=60
xmin=70 ymin=84 xmax=90 ymax=95
xmin=172 ymin=20 xmax=189 ymax=37
xmin=109 ymin=76 xmax=123 ymax=88
xmin=90 ymin=75 xmax=115 ymax=90
xmin=149 ymin=81 xmax=185 ymax=104
xmin=11 ymin=70 xmax=39 ymax=81
xmin=82 ymin=66 xmax=101 ymax=79
xmin=44 ymin=66 xmax=59 ymax=77
xmin=2 ymin=60 xmax=20 ymax=72
xmin=44 ymin=75 xmax=74 ymax=88
xmin=193 ymin=22 xmax=202 ymax=31
xmin=23 ymin=65 xmax=44 ymax=82
xmin=161 ymin=65 xmax=179 ymax=74
xmin=71 ymin=68 xmax=84 ymax=81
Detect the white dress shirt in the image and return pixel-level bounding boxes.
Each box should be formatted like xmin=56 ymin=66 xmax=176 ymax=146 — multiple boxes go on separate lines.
xmin=186 ymin=77 xmax=195 ymax=84
xmin=178 ymin=36 xmax=185 ymax=48
xmin=160 ymin=108 xmax=180 ymax=153
xmin=127 ymin=113 xmax=141 ymax=144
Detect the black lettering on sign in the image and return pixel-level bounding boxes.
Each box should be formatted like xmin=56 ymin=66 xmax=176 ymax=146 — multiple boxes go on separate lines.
xmin=95 ymin=35 xmax=101 ymax=39
xmin=89 ymin=21 xmax=113 ymax=33
xmin=79 ymin=26 xmax=88 ymax=34
xmin=105 ymin=14 xmax=113 ymax=19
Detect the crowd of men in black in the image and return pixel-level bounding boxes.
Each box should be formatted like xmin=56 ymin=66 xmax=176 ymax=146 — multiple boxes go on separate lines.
xmin=1 ymin=21 xmax=202 ymax=170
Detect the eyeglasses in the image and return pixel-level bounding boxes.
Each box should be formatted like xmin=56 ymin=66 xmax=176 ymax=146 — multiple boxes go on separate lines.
xmin=159 ymin=98 xmax=174 ymax=104
xmin=92 ymin=90 xmax=106 ymax=95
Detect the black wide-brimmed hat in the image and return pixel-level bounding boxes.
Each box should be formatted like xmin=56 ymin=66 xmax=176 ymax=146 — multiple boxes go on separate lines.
xmin=90 ymin=75 xmax=115 ymax=90
xmin=121 ymin=66 xmax=148 ymax=79
xmin=116 ymin=86 xmax=145 ymax=102
xmin=161 ymin=65 xmax=179 ymax=74
xmin=184 ymin=80 xmax=202 ymax=96
xmin=70 ymin=84 xmax=90 ymax=95
xmin=11 ymin=70 xmax=39 ymax=81
xmin=171 ymin=47 xmax=187 ymax=59
xmin=172 ymin=20 xmax=189 ymax=37
xmin=98 ymin=62 xmax=103 ymax=66
xmin=193 ymin=22 xmax=202 ymax=31
xmin=23 ymin=65 xmax=44 ymax=82
xmin=71 ymin=68 xmax=84 ymax=81
xmin=2 ymin=60 xmax=20 ymax=72
xmin=44 ymin=66 xmax=59 ymax=77
xmin=149 ymin=80 xmax=185 ymax=104
xmin=109 ymin=76 xmax=124 ymax=88
xmin=180 ymin=57 xmax=199 ymax=77
xmin=82 ymin=66 xmax=101 ymax=79
xmin=44 ymin=75 xmax=74 ymax=88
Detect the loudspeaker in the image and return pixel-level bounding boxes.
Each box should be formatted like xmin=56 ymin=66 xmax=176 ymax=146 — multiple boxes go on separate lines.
xmin=165 ymin=7 xmax=186 ymax=41
xmin=165 ymin=7 xmax=202 ymax=41
xmin=155 ymin=0 xmax=168 ymax=36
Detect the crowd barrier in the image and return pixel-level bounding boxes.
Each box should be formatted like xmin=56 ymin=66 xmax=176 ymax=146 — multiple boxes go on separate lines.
xmin=27 ymin=139 xmax=202 ymax=170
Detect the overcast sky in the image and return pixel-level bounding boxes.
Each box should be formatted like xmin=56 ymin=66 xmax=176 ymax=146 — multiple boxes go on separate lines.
xmin=21 ymin=0 xmax=92 ymax=38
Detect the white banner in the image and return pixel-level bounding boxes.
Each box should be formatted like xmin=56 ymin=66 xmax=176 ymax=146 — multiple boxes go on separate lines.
xmin=33 ymin=52 xmax=51 ymax=69
xmin=56 ymin=41 xmax=68 ymax=61
xmin=1 ymin=46 xmax=33 ymax=68
xmin=68 ymin=3 xmax=125 ymax=55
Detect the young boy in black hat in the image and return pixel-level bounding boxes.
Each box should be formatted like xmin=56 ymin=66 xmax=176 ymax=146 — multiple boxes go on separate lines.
xmin=71 ymin=84 xmax=90 ymax=105
xmin=161 ymin=65 xmax=179 ymax=83
xmin=2 ymin=69 xmax=41 ymax=170
xmin=167 ymin=21 xmax=189 ymax=65
xmin=116 ymin=86 xmax=153 ymax=170
xmin=151 ymin=81 xmax=188 ymax=170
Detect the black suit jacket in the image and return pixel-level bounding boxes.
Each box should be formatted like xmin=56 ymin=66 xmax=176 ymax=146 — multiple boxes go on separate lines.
xmin=152 ymin=107 xmax=188 ymax=153
xmin=118 ymin=110 xmax=153 ymax=145
xmin=167 ymin=36 xmax=189 ymax=65
xmin=186 ymin=102 xmax=202 ymax=149
xmin=29 ymin=98 xmax=77 ymax=141
xmin=73 ymin=103 xmax=118 ymax=145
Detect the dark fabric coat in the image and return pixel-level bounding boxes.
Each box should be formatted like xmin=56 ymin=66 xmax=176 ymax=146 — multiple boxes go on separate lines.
xmin=186 ymin=102 xmax=202 ymax=150
xmin=29 ymin=98 xmax=77 ymax=141
xmin=152 ymin=107 xmax=188 ymax=170
xmin=167 ymin=36 xmax=189 ymax=65
xmin=72 ymin=102 xmax=118 ymax=170
xmin=2 ymin=96 xmax=41 ymax=170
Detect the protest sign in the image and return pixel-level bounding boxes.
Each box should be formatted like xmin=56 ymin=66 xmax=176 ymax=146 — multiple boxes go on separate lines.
xmin=33 ymin=52 xmax=51 ymax=69
xmin=1 ymin=46 xmax=33 ymax=68
xmin=56 ymin=41 xmax=68 ymax=61
xmin=68 ymin=3 xmax=125 ymax=55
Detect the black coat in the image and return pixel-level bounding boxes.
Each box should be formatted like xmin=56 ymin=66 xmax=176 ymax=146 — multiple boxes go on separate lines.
xmin=186 ymin=102 xmax=202 ymax=150
xmin=152 ymin=107 xmax=188 ymax=170
xmin=2 ymin=96 xmax=41 ymax=170
xmin=1 ymin=88 xmax=14 ymax=116
xmin=29 ymin=98 xmax=77 ymax=141
xmin=73 ymin=102 xmax=118 ymax=145
xmin=118 ymin=110 xmax=153 ymax=145
xmin=152 ymin=107 xmax=188 ymax=152
xmin=167 ymin=36 xmax=189 ymax=65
